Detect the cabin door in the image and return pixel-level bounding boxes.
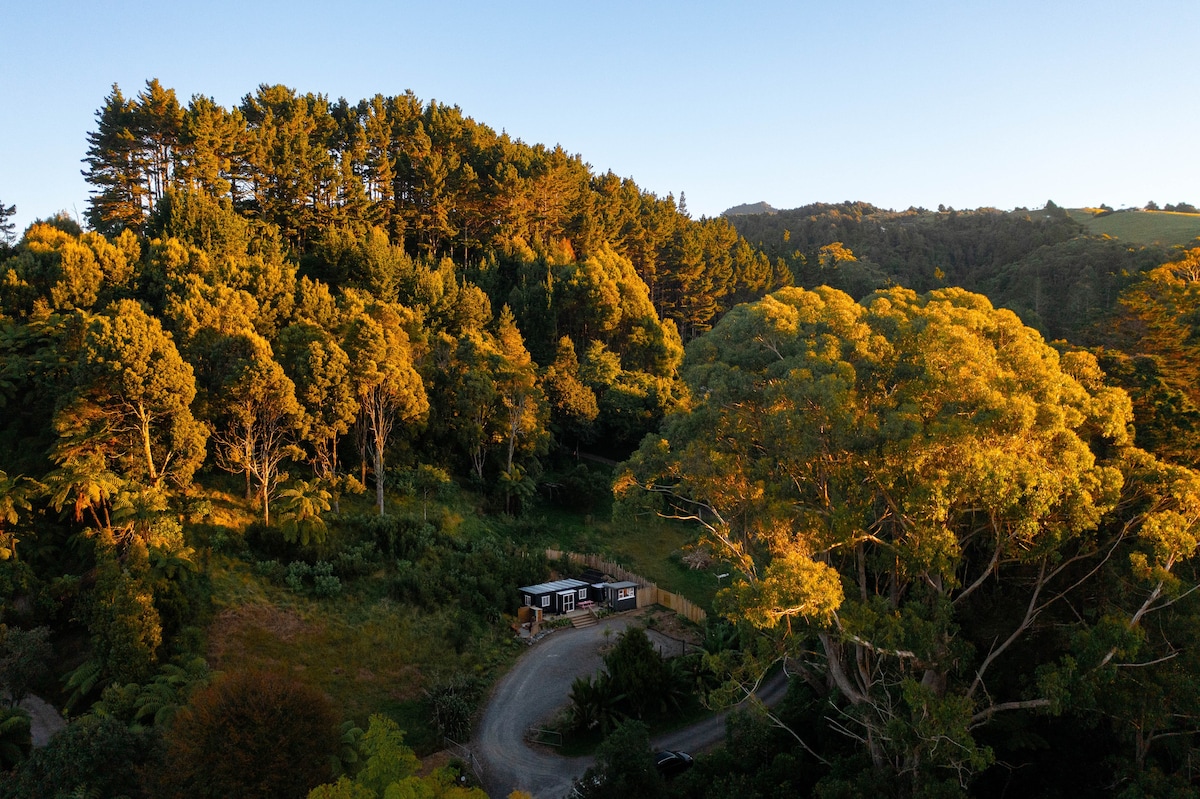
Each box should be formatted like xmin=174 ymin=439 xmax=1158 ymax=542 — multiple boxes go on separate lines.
xmin=561 ymin=592 xmax=575 ymax=613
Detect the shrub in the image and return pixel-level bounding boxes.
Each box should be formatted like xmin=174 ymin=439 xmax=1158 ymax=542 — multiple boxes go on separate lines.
xmin=159 ymin=669 xmax=339 ymax=799
xmin=1 ymin=714 xmax=158 ymax=799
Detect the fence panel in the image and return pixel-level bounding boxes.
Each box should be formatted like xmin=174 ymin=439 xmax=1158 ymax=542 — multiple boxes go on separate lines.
xmin=546 ymin=549 xmax=707 ymax=622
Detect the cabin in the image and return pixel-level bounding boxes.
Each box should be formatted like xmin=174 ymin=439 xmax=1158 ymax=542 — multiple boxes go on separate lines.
xmin=519 ymin=578 xmax=591 ymax=615
xmin=601 ymin=580 xmax=638 ymax=612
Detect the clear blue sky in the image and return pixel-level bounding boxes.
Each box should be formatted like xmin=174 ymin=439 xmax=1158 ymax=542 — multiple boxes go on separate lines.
xmin=2 ymin=0 xmax=1197 ymax=234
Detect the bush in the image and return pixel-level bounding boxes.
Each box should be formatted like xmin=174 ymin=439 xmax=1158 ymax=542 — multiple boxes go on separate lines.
xmin=311 ymin=562 xmax=342 ymax=599
xmin=425 ymin=673 xmax=484 ymax=742
xmin=159 ymin=669 xmax=339 ymax=799
xmin=334 ymin=540 xmax=380 ymax=579
xmin=0 ymin=625 xmax=52 ymax=706
xmin=282 ymin=561 xmax=342 ymax=598
xmin=1 ymin=714 xmax=159 ymax=799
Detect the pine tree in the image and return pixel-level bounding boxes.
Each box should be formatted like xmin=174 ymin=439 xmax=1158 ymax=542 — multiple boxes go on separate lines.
xmin=0 ymin=198 xmax=16 ymax=246
xmin=82 ymin=84 xmax=150 ymax=235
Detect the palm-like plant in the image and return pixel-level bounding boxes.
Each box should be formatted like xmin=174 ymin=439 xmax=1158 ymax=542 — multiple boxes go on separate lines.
xmin=0 ymin=470 xmax=33 ymax=560
xmin=568 ymin=672 xmax=625 ymax=735
xmin=498 ymin=463 xmax=537 ymax=515
xmin=0 ymin=705 xmax=32 ymax=769
xmin=278 ymin=479 xmax=332 ymax=546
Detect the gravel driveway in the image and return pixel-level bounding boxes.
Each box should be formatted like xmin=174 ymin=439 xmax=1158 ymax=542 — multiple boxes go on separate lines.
xmin=472 ymin=616 xmax=787 ymax=799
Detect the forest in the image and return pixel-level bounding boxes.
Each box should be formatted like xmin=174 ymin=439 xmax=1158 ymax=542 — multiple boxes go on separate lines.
xmin=2 ymin=77 xmax=1200 ymax=798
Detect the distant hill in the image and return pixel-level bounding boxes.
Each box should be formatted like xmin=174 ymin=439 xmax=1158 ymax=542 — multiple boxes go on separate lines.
xmin=725 ymin=201 xmax=1176 ymax=344
xmin=722 ymin=201 xmax=777 ymax=217
xmin=1067 ymin=208 xmax=1200 ymax=248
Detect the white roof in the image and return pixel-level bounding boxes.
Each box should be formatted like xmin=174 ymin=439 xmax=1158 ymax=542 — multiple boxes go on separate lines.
xmin=519 ymin=578 xmax=589 ymax=594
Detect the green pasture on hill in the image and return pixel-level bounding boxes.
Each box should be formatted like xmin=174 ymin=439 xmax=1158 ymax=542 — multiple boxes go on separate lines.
xmin=1068 ymin=208 xmax=1200 ymax=248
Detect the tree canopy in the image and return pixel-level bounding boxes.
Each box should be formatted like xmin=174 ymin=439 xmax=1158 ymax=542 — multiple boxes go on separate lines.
xmin=618 ymin=285 xmax=1200 ymax=794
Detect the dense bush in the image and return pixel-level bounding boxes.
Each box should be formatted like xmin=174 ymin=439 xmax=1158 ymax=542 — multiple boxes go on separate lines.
xmin=388 ymin=532 xmax=547 ymax=615
xmin=158 ymin=669 xmax=339 ymax=799
xmin=1 ymin=714 xmax=160 ymax=799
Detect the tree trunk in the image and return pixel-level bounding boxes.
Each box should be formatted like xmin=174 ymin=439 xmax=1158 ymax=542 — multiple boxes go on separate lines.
xmin=374 ymin=435 xmax=385 ymax=515
xmin=137 ymin=402 xmax=158 ymax=484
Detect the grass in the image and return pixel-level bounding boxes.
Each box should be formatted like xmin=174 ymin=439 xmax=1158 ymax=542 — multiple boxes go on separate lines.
xmin=517 ymin=492 xmax=731 ymax=613
xmin=191 ymin=473 xmax=529 ymax=754
xmin=187 ymin=458 xmax=727 ymax=754
xmin=1068 ymin=208 xmax=1200 ymax=248
xmin=204 ymin=558 xmax=526 ymax=753
xmin=603 ymin=516 xmax=727 ymax=612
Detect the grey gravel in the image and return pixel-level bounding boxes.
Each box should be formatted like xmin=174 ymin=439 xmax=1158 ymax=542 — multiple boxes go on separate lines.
xmin=472 ymin=615 xmax=787 ymax=799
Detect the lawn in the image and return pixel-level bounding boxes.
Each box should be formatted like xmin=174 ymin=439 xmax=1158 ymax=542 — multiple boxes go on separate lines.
xmin=520 ymin=479 xmax=732 ymax=613
xmin=1068 ymin=208 xmax=1200 ymax=248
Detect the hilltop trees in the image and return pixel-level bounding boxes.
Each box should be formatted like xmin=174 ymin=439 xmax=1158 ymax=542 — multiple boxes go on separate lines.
xmin=0 ymin=199 xmax=16 ymax=248
xmin=80 ymin=80 xmax=784 ymax=344
xmin=83 ymin=81 xmax=184 ymax=236
xmin=618 ymin=285 xmax=1200 ymax=794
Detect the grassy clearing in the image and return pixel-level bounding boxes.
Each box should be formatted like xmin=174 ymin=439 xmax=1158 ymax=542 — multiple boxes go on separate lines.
xmin=190 ymin=473 xmax=530 ymax=753
xmin=1068 ymin=208 xmax=1200 ymax=247
xmin=204 ymin=556 xmax=524 ymax=753
xmin=189 ymin=458 xmax=725 ymax=752
xmin=523 ymin=488 xmax=731 ymax=612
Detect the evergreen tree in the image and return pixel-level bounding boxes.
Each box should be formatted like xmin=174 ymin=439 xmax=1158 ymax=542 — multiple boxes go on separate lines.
xmin=0 ymin=198 xmax=16 ymax=247
xmin=82 ymin=84 xmax=150 ymax=235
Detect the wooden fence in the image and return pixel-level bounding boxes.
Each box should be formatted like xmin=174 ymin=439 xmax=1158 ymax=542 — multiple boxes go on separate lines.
xmin=545 ymin=549 xmax=708 ymax=624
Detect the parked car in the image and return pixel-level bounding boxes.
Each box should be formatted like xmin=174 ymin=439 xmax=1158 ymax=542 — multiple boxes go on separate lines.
xmin=653 ymin=750 xmax=694 ymax=778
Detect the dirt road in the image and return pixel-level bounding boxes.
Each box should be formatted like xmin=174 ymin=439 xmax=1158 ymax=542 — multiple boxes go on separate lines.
xmin=472 ymin=617 xmax=786 ymax=799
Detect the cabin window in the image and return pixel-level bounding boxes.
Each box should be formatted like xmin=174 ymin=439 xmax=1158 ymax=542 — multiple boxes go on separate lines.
xmin=541 ymin=595 xmax=550 ymax=608
xmin=618 ymin=587 xmax=634 ymax=600
xmin=524 ymin=595 xmax=531 ymax=606
xmin=578 ymin=589 xmax=587 ymax=600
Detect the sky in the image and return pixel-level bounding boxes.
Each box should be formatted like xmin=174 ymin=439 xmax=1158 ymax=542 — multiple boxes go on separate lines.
xmin=2 ymin=0 xmax=1198 ymax=234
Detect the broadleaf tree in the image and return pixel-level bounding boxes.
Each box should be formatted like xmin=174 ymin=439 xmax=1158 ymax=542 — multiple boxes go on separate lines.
xmin=343 ymin=300 xmax=429 ymax=514
xmin=617 ymin=285 xmax=1200 ymax=794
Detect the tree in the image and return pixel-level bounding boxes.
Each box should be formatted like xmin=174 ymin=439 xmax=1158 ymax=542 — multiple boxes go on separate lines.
xmin=542 ymin=336 xmax=599 ymax=450
xmin=306 ymin=714 xmax=486 ymax=799
xmin=277 ymin=321 xmax=358 ymax=488
xmin=86 ymin=536 xmax=163 ymax=685
xmin=83 ymin=83 xmax=148 ymax=235
xmin=211 ymin=334 xmax=304 ymax=525
xmin=603 ymin=627 xmax=672 ymax=720
xmin=618 ymin=285 xmax=1200 ymax=793
xmin=494 ymin=307 xmax=547 ymax=475
xmin=0 ymin=470 xmax=33 ymax=561
xmin=568 ymin=672 xmax=625 ymax=736
xmin=0 ymin=705 xmax=31 ymax=771
xmin=343 ymin=302 xmax=428 ymax=514
xmin=427 ymin=330 xmax=501 ymax=482
xmin=161 ymin=669 xmax=339 ymax=799
xmin=66 ymin=300 xmax=208 ymax=490
xmin=278 ymin=478 xmax=333 ymax=546
xmin=570 ymin=720 xmax=666 ymax=799
xmin=0 ymin=199 xmax=16 ymax=247
xmin=0 ymin=714 xmax=156 ymax=799
xmin=136 ymin=78 xmax=185 ymax=212
xmin=0 ymin=626 xmax=51 ymax=707
xmin=0 ymin=223 xmax=130 ymax=316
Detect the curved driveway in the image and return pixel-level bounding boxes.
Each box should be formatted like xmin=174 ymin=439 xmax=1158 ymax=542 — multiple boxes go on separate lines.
xmin=473 ymin=617 xmax=787 ymax=799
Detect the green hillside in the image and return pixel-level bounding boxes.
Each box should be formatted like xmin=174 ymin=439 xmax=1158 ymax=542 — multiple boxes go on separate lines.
xmin=1067 ymin=208 xmax=1200 ymax=247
